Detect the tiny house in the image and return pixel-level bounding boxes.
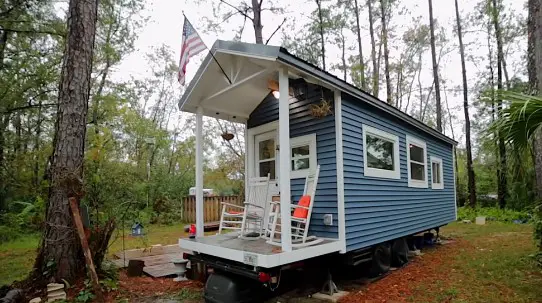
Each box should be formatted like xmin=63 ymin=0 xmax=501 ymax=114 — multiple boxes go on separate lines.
xmin=178 ymin=40 xmax=457 ymax=300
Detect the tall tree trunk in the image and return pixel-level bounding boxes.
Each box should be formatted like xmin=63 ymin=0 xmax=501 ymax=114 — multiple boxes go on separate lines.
xmin=251 ymin=0 xmax=263 ymax=44
xmin=528 ymin=0 xmax=542 ymax=200
xmin=33 ymin=100 xmax=43 ymax=187
xmin=491 ymin=0 xmax=507 ymax=209
xmin=341 ymin=30 xmax=346 ymax=81
xmin=367 ymin=0 xmax=378 ymax=96
xmin=428 ymin=0 xmax=442 ymax=132
xmin=379 ymin=0 xmax=392 ymax=104
xmin=14 ymin=113 xmax=21 ymax=157
xmin=316 ymin=0 xmax=326 ymax=70
xmin=487 ymin=18 xmax=496 ymax=123
xmin=353 ymin=0 xmax=366 ymax=89
xmin=0 ymin=30 xmax=8 ymax=71
xmin=33 ymin=0 xmax=98 ymax=283
xmin=417 ymin=51 xmax=423 ymax=120
xmin=0 ymin=118 xmax=7 ymax=211
xmin=455 ymin=0 xmax=476 ymax=208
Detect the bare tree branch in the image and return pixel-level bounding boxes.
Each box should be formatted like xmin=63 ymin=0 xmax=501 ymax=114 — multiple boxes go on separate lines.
xmin=265 ymin=18 xmax=286 ymax=45
xmin=215 ymin=119 xmax=243 ymax=159
xmin=1 ymin=27 xmax=64 ymax=37
xmin=1 ymin=103 xmax=57 ymax=114
xmin=219 ymin=0 xmax=253 ymax=21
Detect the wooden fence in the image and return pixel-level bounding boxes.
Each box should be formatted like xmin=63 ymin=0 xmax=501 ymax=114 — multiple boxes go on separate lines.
xmin=182 ymin=196 xmax=243 ymax=223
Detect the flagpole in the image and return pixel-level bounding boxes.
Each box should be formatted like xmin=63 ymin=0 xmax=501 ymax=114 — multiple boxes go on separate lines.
xmin=182 ymin=12 xmax=232 ymax=85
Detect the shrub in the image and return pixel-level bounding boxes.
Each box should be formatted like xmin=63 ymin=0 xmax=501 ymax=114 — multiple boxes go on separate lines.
xmin=457 ymin=206 xmax=532 ymax=223
xmin=0 ymin=225 xmax=21 ymax=244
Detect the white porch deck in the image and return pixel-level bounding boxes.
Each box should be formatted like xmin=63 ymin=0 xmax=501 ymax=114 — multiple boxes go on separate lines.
xmin=179 ymin=234 xmax=342 ymax=268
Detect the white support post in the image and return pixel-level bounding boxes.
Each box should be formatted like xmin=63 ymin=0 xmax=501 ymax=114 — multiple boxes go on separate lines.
xmin=195 ymin=107 xmax=204 ymax=237
xmin=244 ymin=124 xmax=249 ymax=202
xmin=278 ymin=67 xmax=292 ymax=252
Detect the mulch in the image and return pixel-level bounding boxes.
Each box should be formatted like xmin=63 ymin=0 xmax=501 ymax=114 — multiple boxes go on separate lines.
xmin=63 ymin=270 xmax=203 ymax=302
xmin=339 ymin=239 xmax=469 ymax=303
xmin=106 ymin=271 xmax=203 ymax=302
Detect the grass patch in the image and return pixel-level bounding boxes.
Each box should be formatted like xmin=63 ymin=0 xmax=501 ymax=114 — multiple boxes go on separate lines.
xmin=0 ymin=234 xmax=40 ymax=286
xmin=170 ymin=288 xmax=203 ymax=302
xmin=441 ymin=222 xmax=542 ymax=302
xmin=0 ymin=224 xmax=189 ymax=286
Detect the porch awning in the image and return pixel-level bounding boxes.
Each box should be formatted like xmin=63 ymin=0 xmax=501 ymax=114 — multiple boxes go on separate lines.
xmin=178 ymin=41 xmax=282 ymax=123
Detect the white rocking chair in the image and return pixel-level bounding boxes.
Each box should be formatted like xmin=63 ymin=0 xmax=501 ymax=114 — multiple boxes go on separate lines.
xmin=266 ymin=165 xmax=322 ymax=248
xmin=218 ymin=174 xmax=270 ymax=238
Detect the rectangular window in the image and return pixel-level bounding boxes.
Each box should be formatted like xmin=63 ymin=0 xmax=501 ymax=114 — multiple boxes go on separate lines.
xmin=290 ymin=134 xmax=317 ymax=179
xmin=431 ymin=156 xmax=444 ymax=189
xmin=258 ymin=138 xmax=276 ymax=179
xmin=363 ymin=125 xmax=400 ymax=179
xmin=407 ymin=135 xmax=428 ymax=188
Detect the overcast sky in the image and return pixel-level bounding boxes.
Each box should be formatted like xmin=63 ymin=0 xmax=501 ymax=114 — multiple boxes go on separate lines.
xmin=113 ymin=0 xmax=527 ymax=148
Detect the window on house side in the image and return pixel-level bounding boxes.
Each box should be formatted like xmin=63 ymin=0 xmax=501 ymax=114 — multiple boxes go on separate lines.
xmin=363 ymin=125 xmax=400 ymax=179
xmin=290 ymin=134 xmax=317 ymax=179
xmin=407 ymin=135 xmax=428 ymax=188
xmin=431 ymin=156 xmax=444 ymax=189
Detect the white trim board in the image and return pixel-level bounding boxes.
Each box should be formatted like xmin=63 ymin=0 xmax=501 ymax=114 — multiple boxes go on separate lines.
xmin=334 ymin=90 xmax=347 ymax=253
xmin=179 ymin=237 xmax=342 ymax=268
xmin=362 ymin=125 xmax=401 ymax=180
xmin=453 ymin=147 xmax=458 ymax=220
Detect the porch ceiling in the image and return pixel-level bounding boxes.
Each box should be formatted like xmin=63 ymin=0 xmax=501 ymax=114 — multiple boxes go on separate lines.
xmin=180 ymin=51 xmax=279 ymax=122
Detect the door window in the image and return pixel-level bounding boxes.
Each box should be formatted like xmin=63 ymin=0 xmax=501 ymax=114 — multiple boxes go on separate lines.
xmin=257 ymin=135 xmax=276 ymax=179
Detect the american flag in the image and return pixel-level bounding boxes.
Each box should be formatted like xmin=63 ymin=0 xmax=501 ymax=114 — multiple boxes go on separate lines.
xmin=178 ymin=17 xmax=206 ymax=85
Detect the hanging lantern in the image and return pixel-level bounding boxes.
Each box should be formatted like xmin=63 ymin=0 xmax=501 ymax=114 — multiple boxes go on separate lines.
xmin=221 ymin=132 xmax=234 ymax=141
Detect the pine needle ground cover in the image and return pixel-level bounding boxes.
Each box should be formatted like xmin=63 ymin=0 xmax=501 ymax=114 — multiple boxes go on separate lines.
xmin=340 ymin=222 xmax=542 ymax=303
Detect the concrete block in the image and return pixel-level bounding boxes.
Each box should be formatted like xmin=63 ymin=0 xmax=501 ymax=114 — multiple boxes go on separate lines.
xmin=312 ymin=290 xmax=349 ymax=302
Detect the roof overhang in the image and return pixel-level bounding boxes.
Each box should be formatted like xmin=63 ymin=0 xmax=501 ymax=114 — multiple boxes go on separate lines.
xmin=178 ymin=40 xmax=457 ymax=145
xmin=178 ymin=41 xmax=282 ymax=123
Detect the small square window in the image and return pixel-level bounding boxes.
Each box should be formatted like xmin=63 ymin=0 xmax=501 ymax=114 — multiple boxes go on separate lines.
xmin=290 ymin=134 xmax=317 ymax=179
xmin=431 ymin=156 xmax=444 ymax=189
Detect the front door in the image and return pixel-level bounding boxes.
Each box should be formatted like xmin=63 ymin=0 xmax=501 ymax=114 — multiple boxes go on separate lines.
xmin=254 ymin=130 xmax=279 ymax=196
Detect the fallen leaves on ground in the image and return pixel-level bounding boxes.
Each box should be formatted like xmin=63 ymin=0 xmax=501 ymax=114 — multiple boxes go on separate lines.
xmin=106 ymin=271 xmax=203 ymax=301
xmin=339 ymin=240 xmax=468 ymax=303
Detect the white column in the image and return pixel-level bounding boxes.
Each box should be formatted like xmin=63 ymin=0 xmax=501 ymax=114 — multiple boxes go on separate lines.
xmin=278 ymin=67 xmax=292 ymax=252
xmin=195 ymin=107 xmax=204 ymax=237
xmin=244 ymin=123 xmax=249 ymax=202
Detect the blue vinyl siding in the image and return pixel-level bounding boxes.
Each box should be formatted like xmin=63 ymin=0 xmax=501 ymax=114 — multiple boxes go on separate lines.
xmin=341 ymin=93 xmax=456 ymax=251
xmin=248 ymin=85 xmax=338 ymax=238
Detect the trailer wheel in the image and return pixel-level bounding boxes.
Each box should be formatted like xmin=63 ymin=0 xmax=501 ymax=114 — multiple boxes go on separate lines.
xmin=391 ymin=237 xmax=409 ymax=267
xmin=369 ymin=243 xmax=391 ymax=277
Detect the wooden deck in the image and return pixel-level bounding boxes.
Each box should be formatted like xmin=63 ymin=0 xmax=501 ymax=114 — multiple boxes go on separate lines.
xmin=179 ymin=233 xmax=342 ymax=268
xmin=112 ymin=244 xmax=190 ymax=278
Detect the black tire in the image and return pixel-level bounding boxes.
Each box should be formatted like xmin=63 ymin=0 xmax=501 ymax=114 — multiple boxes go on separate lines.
xmin=391 ymin=237 xmax=409 ymax=267
xmin=369 ymin=243 xmax=391 ymax=277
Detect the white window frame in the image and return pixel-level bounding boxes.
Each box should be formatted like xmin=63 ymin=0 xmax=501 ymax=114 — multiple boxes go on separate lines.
xmin=430 ymin=156 xmax=444 ymax=190
xmin=362 ymin=125 xmax=400 ymax=179
xmin=290 ymin=134 xmax=317 ymax=179
xmin=406 ymin=135 xmax=428 ymax=188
